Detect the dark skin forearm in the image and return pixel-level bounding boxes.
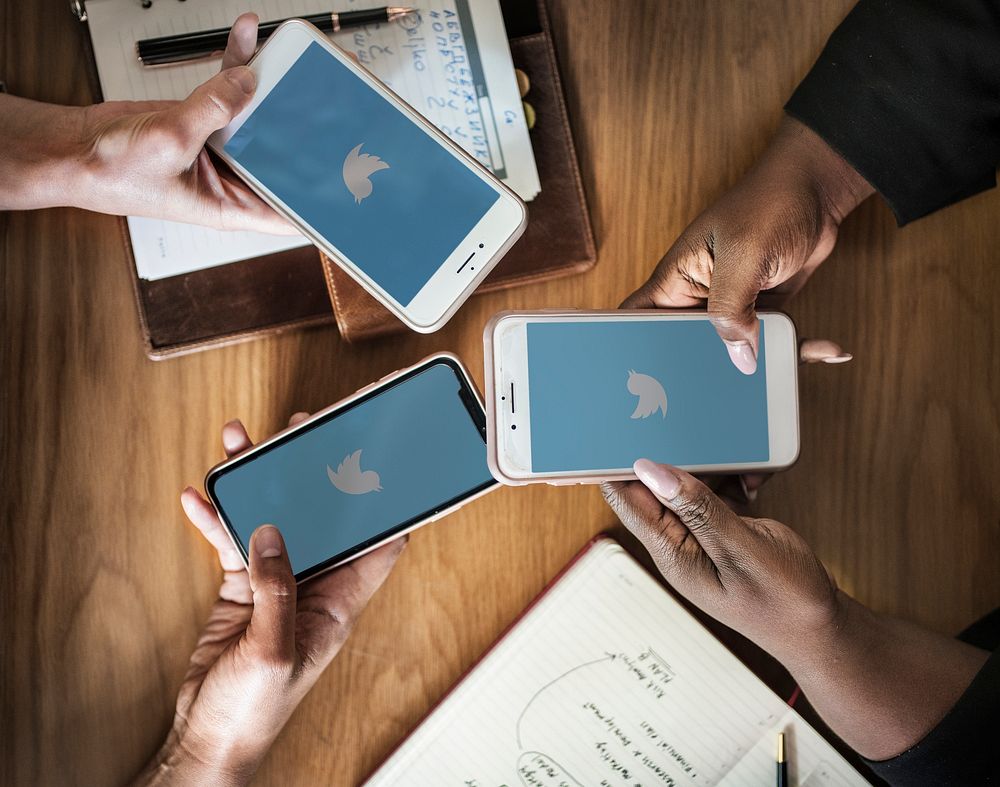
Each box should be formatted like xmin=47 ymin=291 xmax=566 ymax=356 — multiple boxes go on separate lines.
xmin=776 ymin=593 xmax=989 ymax=762
xmin=606 ymin=463 xmax=991 ymax=766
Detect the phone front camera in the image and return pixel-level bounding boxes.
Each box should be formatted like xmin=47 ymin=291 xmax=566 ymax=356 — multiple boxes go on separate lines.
xmin=511 ymin=424 xmax=517 ymax=430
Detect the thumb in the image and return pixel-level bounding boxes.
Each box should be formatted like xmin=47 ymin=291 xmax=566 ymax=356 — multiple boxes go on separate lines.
xmin=246 ymin=525 xmax=297 ymax=666
xmin=632 ymin=459 xmax=744 ymax=556
xmin=706 ymin=251 xmax=767 ymax=375
xmin=163 ymin=67 xmax=256 ymax=160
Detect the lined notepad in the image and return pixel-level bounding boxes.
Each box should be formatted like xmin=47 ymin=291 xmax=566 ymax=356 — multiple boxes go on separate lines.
xmin=83 ymin=0 xmax=539 ymax=280
xmin=367 ymin=539 xmax=868 ymax=786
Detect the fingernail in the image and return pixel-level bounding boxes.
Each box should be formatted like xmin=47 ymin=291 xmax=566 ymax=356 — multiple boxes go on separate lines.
xmin=229 ymin=66 xmax=255 ymax=94
xmin=633 ymin=459 xmax=682 ymax=501
xmin=739 ymin=475 xmax=758 ymax=502
xmin=822 ymin=353 xmax=853 ymax=364
xmin=725 ymin=341 xmax=757 ymax=375
xmin=254 ymin=525 xmax=282 ymax=558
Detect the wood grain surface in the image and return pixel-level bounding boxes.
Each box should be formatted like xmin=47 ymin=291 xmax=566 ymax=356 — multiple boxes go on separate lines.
xmin=3 ymin=1 xmax=998 ymax=784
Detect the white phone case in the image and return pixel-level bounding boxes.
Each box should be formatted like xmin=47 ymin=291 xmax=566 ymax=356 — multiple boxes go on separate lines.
xmin=208 ymin=20 xmax=527 ymax=334
xmin=483 ymin=309 xmax=800 ymax=486
xmin=205 ymin=352 xmax=496 ymax=581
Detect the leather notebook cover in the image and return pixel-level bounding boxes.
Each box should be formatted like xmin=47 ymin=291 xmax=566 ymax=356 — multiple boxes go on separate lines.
xmin=126 ymin=234 xmax=334 ymax=359
xmin=324 ymin=0 xmax=597 ymax=342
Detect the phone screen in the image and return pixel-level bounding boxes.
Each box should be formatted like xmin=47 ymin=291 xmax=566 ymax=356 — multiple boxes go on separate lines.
xmin=525 ymin=319 xmax=770 ymax=471
xmin=224 ymin=41 xmax=500 ymax=307
xmin=209 ymin=360 xmax=494 ymax=577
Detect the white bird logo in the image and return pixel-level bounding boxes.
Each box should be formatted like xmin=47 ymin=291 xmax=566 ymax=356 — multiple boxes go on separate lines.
xmin=327 ymin=449 xmax=382 ymax=495
xmin=627 ymin=370 xmax=668 ymax=419
xmin=342 ymin=143 xmax=390 ymax=204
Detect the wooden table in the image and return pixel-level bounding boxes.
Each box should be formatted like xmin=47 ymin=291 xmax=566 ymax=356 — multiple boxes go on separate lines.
xmin=4 ymin=1 xmax=999 ymax=783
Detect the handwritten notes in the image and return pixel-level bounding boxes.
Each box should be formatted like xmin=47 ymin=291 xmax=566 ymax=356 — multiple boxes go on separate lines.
xmin=365 ymin=541 xmax=869 ymax=787
xmin=337 ymin=1 xmax=539 ymax=201
xmin=84 ymin=0 xmax=537 ymax=280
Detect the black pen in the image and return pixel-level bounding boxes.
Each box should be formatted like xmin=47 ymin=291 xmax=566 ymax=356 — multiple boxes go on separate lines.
xmin=777 ymin=732 xmax=788 ymax=787
xmin=136 ymin=6 xmax=416 ymax=66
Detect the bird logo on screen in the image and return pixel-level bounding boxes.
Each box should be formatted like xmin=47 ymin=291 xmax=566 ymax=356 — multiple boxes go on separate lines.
xmin=627 ymin=370 xmax=668 ymax=419
xmin=342 ymin=143 xmax=390 ymax=204
xmin=327 ymin=449 xmax=382 ymax=494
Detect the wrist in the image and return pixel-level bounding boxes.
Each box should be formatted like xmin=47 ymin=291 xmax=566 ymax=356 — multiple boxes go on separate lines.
xmin=770 ymin=590 xmax=873 ymax=678
xmin=133 ymin=723 xmax=264 ymax=787
xmin=0 ymin=95 xmax=92 ymax=211
xmin=773 ymin=115 xmax=875 ymax=225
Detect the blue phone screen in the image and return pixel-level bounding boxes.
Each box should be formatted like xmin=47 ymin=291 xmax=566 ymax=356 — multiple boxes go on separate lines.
xmin=526 ymin=320 xmax=770 ymax=471
xmin=225 ymin=41 xmax=499 ymax=306
xmin=210 ymin=362 xmax=493 ymax=576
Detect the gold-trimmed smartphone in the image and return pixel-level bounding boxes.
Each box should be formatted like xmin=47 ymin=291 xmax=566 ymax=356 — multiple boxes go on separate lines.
xmin=205 ymin=353 xmax=496 ymax=582
xmin=484 ymin=310 xmax=800 ymax=485
xmin=208 ymin=20 xmax=526 ymax=333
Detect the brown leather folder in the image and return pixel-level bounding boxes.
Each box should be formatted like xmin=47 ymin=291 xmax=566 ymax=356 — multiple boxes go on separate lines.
xmin=323 ymin=0 xmax=597 ymax=342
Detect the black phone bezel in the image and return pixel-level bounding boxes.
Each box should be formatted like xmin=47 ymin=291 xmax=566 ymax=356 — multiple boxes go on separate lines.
xmin=205 ymin=356 xmax=496 ymax=583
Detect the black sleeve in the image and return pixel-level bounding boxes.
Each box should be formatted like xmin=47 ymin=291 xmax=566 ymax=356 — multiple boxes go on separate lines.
xmin=864 ymin=614 xmax=1000 ymax=785
xmin=784 ymin=0 xmax=1000 ymax=226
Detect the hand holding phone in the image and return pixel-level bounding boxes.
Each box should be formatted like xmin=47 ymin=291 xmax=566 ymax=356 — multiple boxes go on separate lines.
xmin=208 ymin=20 xmax=526 ymax=333
xmin=484 ymin=310 xmax=801 ymax=484
xmin=206 ymin=354 xmax=496 ymax=582
xmin=151 ymin=413 xmax=405 ymax=785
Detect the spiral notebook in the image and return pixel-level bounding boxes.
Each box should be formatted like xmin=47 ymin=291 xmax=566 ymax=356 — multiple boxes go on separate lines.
xmin=366 ymin=538 xmax=869 ymax=786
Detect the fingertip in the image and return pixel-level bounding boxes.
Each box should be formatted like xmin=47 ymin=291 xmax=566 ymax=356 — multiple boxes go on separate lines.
xmin=180 ymin=485 xmax=207 ymax=514
xmin=738 ymin=475 xmax=759 ymax=503
xmin=222 ymin=420 xmax=251 ymax=455
xmin=287 ymin=411 xmax=311 ymax=427
xmin=180 ymin=486 xmax=199 ymax=514
xmin=633 ymin=459 xmax=682 ymax=501
xmin=799 ymin=338 xmax=851 ymax=364
xmin=251 ymin=524 xmax=284 ymax=559
xmin=724 ymin=341 xmax=757 ymax=375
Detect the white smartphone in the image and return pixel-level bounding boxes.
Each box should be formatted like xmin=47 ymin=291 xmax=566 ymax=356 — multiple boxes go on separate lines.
xmin=205 ymin=354 xmax=496 ymax=582
xmin=208 ymin=20 xmax=527 ymax=333
xmin=484 ymin=310 xmax=800 ymax=484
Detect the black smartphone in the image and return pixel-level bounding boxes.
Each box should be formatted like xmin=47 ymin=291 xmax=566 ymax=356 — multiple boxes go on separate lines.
xmin=205 ymin=354 xmax=496 ymax=582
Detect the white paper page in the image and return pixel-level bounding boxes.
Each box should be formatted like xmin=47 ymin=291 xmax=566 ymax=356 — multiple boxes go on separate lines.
xmin=84 ymin=0 xmax=537 ymax=281
xmin=367 ymin=541 xmax=868 ymax=787
xmin=720 ymin=711 xmax=866 ymax=787
xmin=336 ymin=0 xmax=540 ymax=201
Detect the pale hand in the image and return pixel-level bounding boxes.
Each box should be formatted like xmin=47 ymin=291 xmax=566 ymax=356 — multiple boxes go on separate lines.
xmin=1 ymin=14 xmax=292 ymax=235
